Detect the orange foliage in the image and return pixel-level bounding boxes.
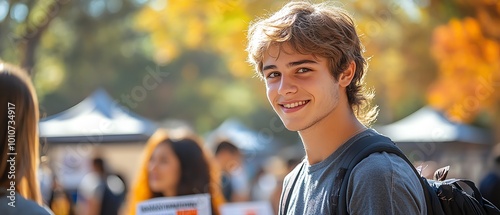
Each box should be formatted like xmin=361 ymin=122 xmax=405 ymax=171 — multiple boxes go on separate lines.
xmin=134 ymin=0 xmax=256 ymax=77
xmin=428 ymin=17 xmax=500 ymax=123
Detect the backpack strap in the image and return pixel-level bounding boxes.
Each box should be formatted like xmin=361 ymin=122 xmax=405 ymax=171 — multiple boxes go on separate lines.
xmin=333 ymin=134 xmax=434 ymax=215
xmin=281 ymin=161 xmax=305 ymax=215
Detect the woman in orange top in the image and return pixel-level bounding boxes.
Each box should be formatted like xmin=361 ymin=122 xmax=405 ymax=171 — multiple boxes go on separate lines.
xmin=126 ymin=129 xmax=225 ymax=215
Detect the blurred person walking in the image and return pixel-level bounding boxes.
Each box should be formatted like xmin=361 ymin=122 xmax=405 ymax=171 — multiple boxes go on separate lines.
xmin=214 ymin=140 xmax=251 ymax=202
xmin=77 ymin=156 xmax=126 ymax=215
xmin=125 ymin=129 xmax=225 ymax=215
xmin=0 ymin=62 xmax=54 ymax=214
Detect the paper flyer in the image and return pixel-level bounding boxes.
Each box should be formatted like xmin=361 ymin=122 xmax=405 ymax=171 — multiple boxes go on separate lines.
xmin=136 ymin=193 xmax=211 ymax=215
xmin=220 ymin=201 xmax=274 ymax=215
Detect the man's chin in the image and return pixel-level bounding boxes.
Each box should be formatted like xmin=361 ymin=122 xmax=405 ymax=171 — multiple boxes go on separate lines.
xmin=277 ymin=115 xmax=309 ymax=131
xmin=282 ymin=121 xmax=302 ymax=132
xmin=282 ymin=119 xmax=316 ymax=132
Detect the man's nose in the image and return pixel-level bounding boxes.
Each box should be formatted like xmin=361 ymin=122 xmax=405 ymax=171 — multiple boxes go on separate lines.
xmin=278 ymin=76 xmax=298 ymax=96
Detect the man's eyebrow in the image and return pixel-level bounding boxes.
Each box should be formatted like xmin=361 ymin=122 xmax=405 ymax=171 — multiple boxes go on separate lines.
xmin=287 ymin=59 xmax=318 ymax=67
xmin=262 ymin=59 xmax=318 ymax=72
xmin=262 ymin=64 xmax=277 ymax=72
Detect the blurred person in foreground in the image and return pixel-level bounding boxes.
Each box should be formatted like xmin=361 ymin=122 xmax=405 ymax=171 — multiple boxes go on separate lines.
xmin=480 ymin=144 xmax=500 ymax=208
xmin=214 ymin=140 xmax=251 ymax=202
xmin=246 ymin=1 xmax=426 ymax=214
xmin=126 ymin=129 xmax=225 ymax=215
xmin=0 ymin=62 xmax=53 ymax=214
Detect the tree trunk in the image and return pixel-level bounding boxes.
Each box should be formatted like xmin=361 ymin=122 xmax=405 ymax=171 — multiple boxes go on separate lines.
xmin=19 ymin=0 xmax=66 ymax=76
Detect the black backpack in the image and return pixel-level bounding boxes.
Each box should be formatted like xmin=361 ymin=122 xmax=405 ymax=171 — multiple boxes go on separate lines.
xmin=282 ymin=134 xmax=500 ymax=215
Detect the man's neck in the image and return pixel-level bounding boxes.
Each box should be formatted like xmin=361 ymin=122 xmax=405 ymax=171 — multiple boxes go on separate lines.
xmin=298 ymin=109 xmax=366 ymax=165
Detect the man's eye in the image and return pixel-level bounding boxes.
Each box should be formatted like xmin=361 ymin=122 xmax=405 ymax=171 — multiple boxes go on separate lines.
xmin=267 ymin=72 xmax=280 ymax=78
xmin=298 ymin=68 xmax=311 ymax=73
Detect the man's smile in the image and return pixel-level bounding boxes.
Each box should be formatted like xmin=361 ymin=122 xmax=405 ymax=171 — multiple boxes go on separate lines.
xmin=279 ymin=100 xmax=310 ymax=109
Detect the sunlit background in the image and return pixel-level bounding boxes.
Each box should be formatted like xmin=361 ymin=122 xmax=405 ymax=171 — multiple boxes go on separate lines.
xmin=1 ymin=0 xmax=499 ymax=214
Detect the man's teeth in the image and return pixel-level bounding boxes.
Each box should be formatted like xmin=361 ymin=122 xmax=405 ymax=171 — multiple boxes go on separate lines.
xmin=283 ymin=101 xmax=307 ymax=108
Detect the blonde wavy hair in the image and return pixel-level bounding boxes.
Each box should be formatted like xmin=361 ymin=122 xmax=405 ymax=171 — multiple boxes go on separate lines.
xmin=126 ymin=129 xmax=225 ymax=215
xmin=246 ymin=1 xmax=378 ymax=126
xmin=0 ymin=62 xmax=43 ymax=204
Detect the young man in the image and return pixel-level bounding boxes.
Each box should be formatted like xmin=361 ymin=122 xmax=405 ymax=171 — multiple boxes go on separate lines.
xmin=246 ymin=1 xmax=426 ymax=214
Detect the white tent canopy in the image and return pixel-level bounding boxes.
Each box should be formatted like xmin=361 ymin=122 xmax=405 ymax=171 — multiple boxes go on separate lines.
xmin=39 ymin=89 xmax=157 ymax=143
xmin=206 ymin=118 xmax=277 ymax=154
xmin=375 ymin=106 xmax=492 ymax=144
xmin=205 ymin=118 xmax=280 ymax=178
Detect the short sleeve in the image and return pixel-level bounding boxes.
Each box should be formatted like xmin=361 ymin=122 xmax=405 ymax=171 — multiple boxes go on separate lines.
xmin=346 ymin=152 xmax=426 ymax=215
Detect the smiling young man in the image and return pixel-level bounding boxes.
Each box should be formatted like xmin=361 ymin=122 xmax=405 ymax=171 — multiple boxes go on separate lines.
xmin=246 ymin=1 xmax=426 ymax=215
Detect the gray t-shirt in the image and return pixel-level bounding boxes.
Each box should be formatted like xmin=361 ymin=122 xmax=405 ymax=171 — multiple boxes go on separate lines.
xmin=279 ymin=129 xmax=426 ymax=215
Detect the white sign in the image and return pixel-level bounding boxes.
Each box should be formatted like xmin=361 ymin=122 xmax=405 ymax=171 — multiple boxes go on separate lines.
xmin=136 ymin=193 xmax=211 ymax=215
xmin=220 ymin=201 xmax=274 ymax=215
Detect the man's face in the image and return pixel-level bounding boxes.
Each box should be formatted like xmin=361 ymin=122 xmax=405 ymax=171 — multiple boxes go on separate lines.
xmin=262 ymin=43 xmax=341 ymax=131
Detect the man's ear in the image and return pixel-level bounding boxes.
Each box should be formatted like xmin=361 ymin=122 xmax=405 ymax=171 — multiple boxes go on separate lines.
xmin=338 ymin=61 xmax=356 ymax=88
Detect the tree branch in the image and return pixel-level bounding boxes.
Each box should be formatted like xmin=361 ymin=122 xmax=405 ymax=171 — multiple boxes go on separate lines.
xmin=18 ymin=0 xmax=68 ymax=76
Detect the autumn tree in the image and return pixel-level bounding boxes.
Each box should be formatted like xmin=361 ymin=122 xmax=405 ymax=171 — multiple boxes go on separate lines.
xmin=427 ymin=0 xmax=500 ymax=141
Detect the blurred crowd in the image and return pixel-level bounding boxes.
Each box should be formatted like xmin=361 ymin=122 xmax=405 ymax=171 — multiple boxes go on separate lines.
xmin=1 ymin=60 xmax=306 ymax=215
xmin=37 ymin=129 xmax=303 ymax=215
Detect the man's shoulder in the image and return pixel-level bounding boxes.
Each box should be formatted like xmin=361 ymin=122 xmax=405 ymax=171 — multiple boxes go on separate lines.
xmin=349 ymin=151 xmax=423 ymax=197
xmin=346 ymin=152 xmax=427 ymax=214
xmin=352 ymin=151 xmax=413 ymax=178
